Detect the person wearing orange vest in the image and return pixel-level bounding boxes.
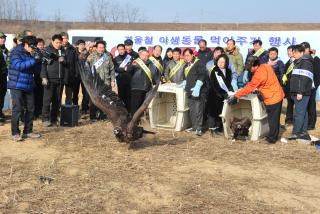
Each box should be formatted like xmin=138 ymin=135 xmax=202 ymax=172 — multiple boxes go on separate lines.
xmin=228 ymin=56 xmax=284 ymax=144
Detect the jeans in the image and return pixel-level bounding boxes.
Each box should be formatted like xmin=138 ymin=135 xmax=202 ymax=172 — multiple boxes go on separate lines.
xmin=292 ymin=95 xmax=310 ymax=135
xmin=285 ymin=94 xmax=294 ymax=124
xmin=10 ymin=89 xmax=34 ymax=135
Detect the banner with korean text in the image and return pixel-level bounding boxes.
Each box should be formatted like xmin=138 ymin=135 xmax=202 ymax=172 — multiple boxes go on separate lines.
xmin=68 ymin=30 xmax=319 ymax=62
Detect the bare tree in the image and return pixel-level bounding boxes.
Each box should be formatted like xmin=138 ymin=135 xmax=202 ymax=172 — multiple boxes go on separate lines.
xmin=86 ymin=0 xmax=144 ymax=23
xmin=25 ymin=0 xmax=38 ymax=21
xmin=124 ymin=3 xmax=143 ymax=23
xmin=109 ymin=2 xmax=124 ymax=23
xmin=52 ymin=9 xmax=63 ymax=22
xmin=0 ymin=0 xmax=38 ymax=21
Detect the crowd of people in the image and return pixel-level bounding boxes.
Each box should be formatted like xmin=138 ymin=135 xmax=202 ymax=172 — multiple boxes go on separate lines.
xmin=0 ymin=30 xmax=319 ymax=144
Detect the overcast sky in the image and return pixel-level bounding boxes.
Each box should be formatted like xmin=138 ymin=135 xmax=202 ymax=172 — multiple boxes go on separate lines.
xmin=37 ymin=0 xmax=320 ymax=23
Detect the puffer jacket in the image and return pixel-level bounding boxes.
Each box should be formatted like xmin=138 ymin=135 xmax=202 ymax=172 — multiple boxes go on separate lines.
xmin=7 ymin=44 xmax=36 ymax=92
xmin=290 ymin=54 xmax=314 ymax=96
xmin=235 ymin=64 xmax=284 ymax=105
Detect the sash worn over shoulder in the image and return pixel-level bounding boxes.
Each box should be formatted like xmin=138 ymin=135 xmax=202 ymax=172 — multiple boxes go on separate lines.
xmin=215 ymin=72 xmax=230 ymax=93
xmin=253 ymin=48 xmax=265 ymax=57
xmin=149 ymin=56 xmax=163 ymax=72
xmin=93 ymin=53 xmax=107 ymax=71
xmin=292 ymin=68 xmax=314 ymax=80
xmin=282 ymin=62 xmax=294 ymax=85
xmin=119 ymin=55 xmax=132 ymax=68
xmin=135 ymin=58 xmax=153 ymax=83
xmin=184 ymin=58 xmax=199 ymax=77
xmin=169 ymin=59 xmax=184 ymax=79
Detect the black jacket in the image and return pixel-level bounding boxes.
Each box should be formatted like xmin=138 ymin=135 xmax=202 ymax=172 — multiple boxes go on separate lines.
xmin=128 ymin=59 xmax=159 ymax=91
xmin=210 ymin=66 xmax=233 ymax=99
xmin=184 ymin=58 xmax=207 ymax=98
xmin=40 ymin=44 xmax=66 ymax=84
xmin=113 ymin=53 xmax=131 ymax=85
xmin=197 ymin=48 xmax=213 ymax=65
xmin=283 ymin=59 xmax=294 ymax=94
xmin=63 ymin=43 xmax=79 ymax=85
xmin=290 ymin=54 xmax=314 ymax=96
xmin=126 ymin=50 xmax=139 ymax=62
xmin=0 ymin=50 xmax=6 ymax=79
xmin=313 ymin=55 xmax=320 ymax=88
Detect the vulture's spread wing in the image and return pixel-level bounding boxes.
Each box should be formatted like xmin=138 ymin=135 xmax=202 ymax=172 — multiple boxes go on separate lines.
xmin=78 ymin=61 xmax=129 ymax=129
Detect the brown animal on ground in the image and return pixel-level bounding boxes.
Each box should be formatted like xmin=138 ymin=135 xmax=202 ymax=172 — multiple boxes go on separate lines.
xmin=230 ymin=117 xmax=252 ymax=140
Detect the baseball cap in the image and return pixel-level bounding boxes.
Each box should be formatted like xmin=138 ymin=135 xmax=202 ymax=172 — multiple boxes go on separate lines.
xmin=124 ymin=39 xmax=133 ymax=46
xmin=15 ymin=32 xmax=24 ymax=41
xmin=0 ymin=32 xmax=7 ymax=38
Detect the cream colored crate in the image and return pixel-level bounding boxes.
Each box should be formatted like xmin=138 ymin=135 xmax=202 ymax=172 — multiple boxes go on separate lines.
xmin=149 ymin=83 xmax=190 ymax=131
xmin=220 ymin=93 xmax=269 ymax=141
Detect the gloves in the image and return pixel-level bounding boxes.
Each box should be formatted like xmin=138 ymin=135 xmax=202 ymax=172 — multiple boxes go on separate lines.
xmin=243 ymin=70 xmax=249 ymax=83
xmin=177 ymin=80 xmax=186 ymax=89
xmin=231 ymin=79 xmax=238 ymax=91
xmin=58 ymin=56 xmax=65 ymax=63
xmin=297 ymin=94 xmax=303 ymax=101
xmin=190 ymin=80 xmax=203 ymax=97
xmin=227 ymin=95 xmax=238 ymax=105
xmin=227 ymin=91 xmax=235 ymax=97
xmin=316 ymin=86 xmax=320 ymax=101
xmin=42 ymin=78 xmax=48 ymax=86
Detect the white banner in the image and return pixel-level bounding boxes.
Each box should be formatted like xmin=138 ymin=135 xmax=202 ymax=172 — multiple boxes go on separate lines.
xmin=68 ymin=30 xmax=320 ymax=62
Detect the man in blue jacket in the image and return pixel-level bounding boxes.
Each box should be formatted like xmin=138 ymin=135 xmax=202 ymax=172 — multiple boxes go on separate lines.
xmin=8 ymin=36 xmax=41 ymax=141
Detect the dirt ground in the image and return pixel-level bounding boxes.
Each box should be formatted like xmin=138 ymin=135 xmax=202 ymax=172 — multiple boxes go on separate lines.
xmin=1 ymin=108 xmax=320 ymax=213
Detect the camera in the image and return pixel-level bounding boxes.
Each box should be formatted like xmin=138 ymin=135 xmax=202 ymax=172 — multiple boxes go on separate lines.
xmin=31 ymin=45 xmax=56 ymax=64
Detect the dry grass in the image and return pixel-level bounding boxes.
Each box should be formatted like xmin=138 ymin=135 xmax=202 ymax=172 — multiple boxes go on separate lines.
xmin=0 ymin=110 xmax=320 ymax=213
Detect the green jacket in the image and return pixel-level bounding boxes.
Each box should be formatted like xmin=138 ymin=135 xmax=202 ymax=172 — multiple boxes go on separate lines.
xmin=86 ymin=51 xmax=115 ymax=86
xmin=225 ymin=47 xmax=244 ymax=75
